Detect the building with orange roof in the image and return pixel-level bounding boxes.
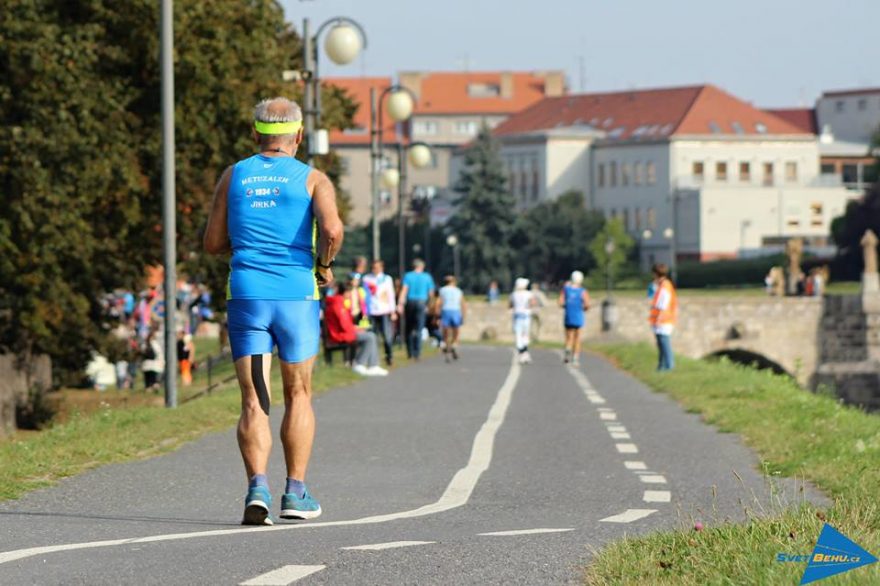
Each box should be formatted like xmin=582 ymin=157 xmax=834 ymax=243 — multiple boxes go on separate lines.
xmin=455 ymin=84 xmax=857 ymax=265
xmin=324 ymin=71 xmax=565 ymax=226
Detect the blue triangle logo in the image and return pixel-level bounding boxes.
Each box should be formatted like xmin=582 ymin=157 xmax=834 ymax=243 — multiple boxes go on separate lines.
xmin=800 ymin=524 xmax=878 ymax=584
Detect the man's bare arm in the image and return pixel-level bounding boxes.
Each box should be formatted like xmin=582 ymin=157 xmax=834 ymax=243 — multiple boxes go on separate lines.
xmin=310 ymin=169 xmax=344 ymax=271
xmin=203 ymin=167 xmax=232 ymax=254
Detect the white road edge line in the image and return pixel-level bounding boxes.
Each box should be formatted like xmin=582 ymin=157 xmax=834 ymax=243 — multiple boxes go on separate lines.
xmin=239 ymin=564 xmax=326 ymax=585
xmin=599 ymin=509 xmax=657 ymax=523
xmin=0 ymin=352 xmax=523 ymax=566
xmin=479 ymin=528 xmax=575 ymax=536
xmin=643 ymin=491 xmax=672 ymax=503
xmin=341 ymin=541 xmax=435 ymax=551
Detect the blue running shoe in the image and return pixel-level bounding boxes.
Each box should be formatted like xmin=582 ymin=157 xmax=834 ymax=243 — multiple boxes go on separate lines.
xmin=242 ymin=485 xmax=273 ymax=526
xmin=280 ymin=487 xmax=322 ymax=520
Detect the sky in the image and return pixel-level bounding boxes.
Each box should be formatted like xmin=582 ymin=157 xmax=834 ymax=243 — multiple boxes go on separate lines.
xmin=280 ymin=0 xmax=880 ymax=108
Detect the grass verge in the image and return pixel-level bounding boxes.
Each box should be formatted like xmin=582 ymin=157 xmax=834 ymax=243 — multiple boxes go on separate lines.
xmin=585 ymin=343 xmax=880 ymax=585
xmin=0 ymin=354 xmax=363 ymax=501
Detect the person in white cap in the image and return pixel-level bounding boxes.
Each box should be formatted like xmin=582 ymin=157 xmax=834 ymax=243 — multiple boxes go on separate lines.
xmin=558 ymin=270 xmax=591 ymax=366
xmin=510 ymin=278 xmax=536 ymax=364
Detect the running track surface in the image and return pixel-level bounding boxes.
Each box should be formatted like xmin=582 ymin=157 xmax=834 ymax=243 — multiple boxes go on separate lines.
xmin=0 ymin=346 xmax=825 ymax=585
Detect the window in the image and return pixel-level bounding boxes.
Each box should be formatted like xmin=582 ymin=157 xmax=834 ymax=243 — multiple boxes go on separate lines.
xmin=509 ymin=172 xmax=517 ymax=196
xmin=467 ymin=83 xmax=500 ymax=97
xmin=810 ymin=202 xmax=824 ymax=227
xmin=531 ymin=159 xmax=540 ymax=200
xmin=835 ymin=100 xmax=845 ymax=113
xmin=716 ymin=161 xmax=728 ymax=181
xmin=763 ymin=162 xmax=774 ymax=186
xmin=609 ymin=208 xmax=617 ymax=219
xmin=520 ymin=169 xmax=528 ymax=198
xmin=455 ymin=120 xmax=479 ymax=136
xmin=623 ymin=208 xmax=630 ymax=230
xmin=755 ymin=122 xmax=768 ymax=134
xmin=739 ymin=162 xmax=750 ymax=182
xmin=647 ymin=207 xmax=656 ymax=229
xmin=732 ymin=121 xmax=744 ymax=135
xmin=634 ymin=162 xmax=643 ymax=185
xmin=635 ymin=207 xmax=642 ymax=230
xmin=787 ymin=219 xmax=801 ymax=228
xmin=621 ymin=163 xmax=631 ymax=186
xmin=693 ymin=161 xmax=704 ymax=180
xmin=858 ymin=98 xmax=867 ymax=111
xmin=646 ymin=161 xmax=656 ymax=185
xmin=708 ymin=120 xmax=721 ymax=134
xmin=598 ymin=164 xmax=606 ymax=187
xmin=610 ymin=162 xmax=618 ymax=187
xmin=413 ymin=120 xmax=438 ymax=136
xmin=820 ymin=163 xmax=835 ymax=175
xmin=785 ymin=162 xmax=798 ymax=183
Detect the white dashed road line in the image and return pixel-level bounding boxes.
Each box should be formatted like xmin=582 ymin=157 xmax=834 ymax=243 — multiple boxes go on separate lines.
xmin=599 ymin=509 xmax=657 ymax=523
xmin=478 ymin=528 xmax=575 ymax=537
xmin=624 ymin=461 xmax=647 ymax=470
xmin=341 ymin=541 xmax=435 ymax=551
xmin=599 ymin=412 xmax=617 ymax=421
xmin=615 ymin=443 xmax=639 ymax=454
xmin=643 ymin=491 xmax=672 ymax=503
xmin=639 ymin=475 xmax=667 ymax=484
xmin=239 ymin=565 xmax=325 ymax=585
xmin=610 ymin=432 xmax=631 ymax=440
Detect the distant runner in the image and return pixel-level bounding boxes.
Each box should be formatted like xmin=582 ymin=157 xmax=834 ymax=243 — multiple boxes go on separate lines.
xmin=559 ymin=271 xmax=590 ymax=366
xmin=510 ymin=278 xmax=536 ymax=364
xmin=649 ymin=263 xmax=678 ymax=371
xmin=203 ymin=97 xmax=343 ymax=525
xmin=437 ymin=275 xmax=466 ymax=362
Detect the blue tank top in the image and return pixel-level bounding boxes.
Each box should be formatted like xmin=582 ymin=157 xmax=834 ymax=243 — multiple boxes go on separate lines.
xmin=226 ymin=154 xmax=318 ymax=300
xmin=563 ymin=285 xmax=585 ymax=326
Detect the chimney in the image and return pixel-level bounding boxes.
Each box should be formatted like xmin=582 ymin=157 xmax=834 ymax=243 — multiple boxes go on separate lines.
xmin=398 ymin=71 xmax=423 ymax=101
xmin=543 ymin=71 xmax=565 ymax=97
xmin=500 ymin=72 xmax=514 ymax=99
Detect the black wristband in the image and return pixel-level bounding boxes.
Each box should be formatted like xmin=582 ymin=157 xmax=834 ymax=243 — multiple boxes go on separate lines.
xmin=316 ymin=259 xmax=334 ymax=269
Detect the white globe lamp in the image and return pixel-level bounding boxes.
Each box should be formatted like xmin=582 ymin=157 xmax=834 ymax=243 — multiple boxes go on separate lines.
xmin=324 ymin=24 xmax=362 ymax=65
xmin=386 ymin=90 xmax=414 ymax=122
xmin=408 ymin=144 xmax=432 ymax=169
xmin=381 ymin=168 xmax=400 ymax=190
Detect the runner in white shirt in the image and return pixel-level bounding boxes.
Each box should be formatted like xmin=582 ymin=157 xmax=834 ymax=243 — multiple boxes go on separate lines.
xmin=510 ymin=278 xmax=537 ymax=364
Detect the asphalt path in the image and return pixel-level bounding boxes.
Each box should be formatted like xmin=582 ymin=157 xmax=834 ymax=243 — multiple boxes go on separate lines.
xmin=0 ymin=345 xmax=825 ymax=585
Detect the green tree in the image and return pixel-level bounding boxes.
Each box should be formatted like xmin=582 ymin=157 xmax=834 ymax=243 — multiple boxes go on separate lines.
xmin=0 ymin=0 xmax=356 ymax=380
xmin=588 ymin=218 xmax=635 ymax=289
xmin=448 ymin=125 xmax=517 ymax=292
xmin=513 ymin=190 xmax=604 ymax=283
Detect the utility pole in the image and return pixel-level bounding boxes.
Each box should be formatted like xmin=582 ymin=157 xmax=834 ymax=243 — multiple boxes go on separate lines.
xmin=160 ymin=0 xmax=177 ymax=408
xmin=369 ymin=88 xmax=380 ymax=261
xmin=301 ymin=18 xmax=313 ymax=166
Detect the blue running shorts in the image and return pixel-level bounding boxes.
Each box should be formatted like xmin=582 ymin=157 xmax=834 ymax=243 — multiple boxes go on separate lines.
xmin=440 ymin=309 xmax=463 ymax=328
xmin=227 ymin=299 xmax=320 ymax=363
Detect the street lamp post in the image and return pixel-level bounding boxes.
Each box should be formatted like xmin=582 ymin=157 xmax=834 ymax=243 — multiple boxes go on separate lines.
xmin=369 ymin=85 xmax=417 ymax=261
xmin=160 ymin=0 xmax=177 ymax=408
xmin=446 ymin=234 xmax=460 ymax=283
xmin=601 ymin=238 xmax=617 ymax=332
xmin=640 ymin=229 xmax=653 ymax=272
xmin=298 ymin=17 xmax=367 ymax=165
xmin=663 ymin=227 xmax=676 ymax=282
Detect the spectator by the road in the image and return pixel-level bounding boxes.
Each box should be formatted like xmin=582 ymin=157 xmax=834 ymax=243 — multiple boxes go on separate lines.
xmin=325 ymin=282 xmax=388 ymax=377
xmin=559 ymin=270 xmax=590 ymax=366
xmin=177 ymin=332 xmax=195 ymax=387
xmin=510 ymin=278 xmax=537 ymax=364
xmin=363 ymin=259 xmax=397 ymax=367
xmin=203 ymin=96 xmax=343 ymax=524
xmin=141 ymin=330 xmax=164 ymax=392
xmin=437 ymin=275 xmax=466 ymax=362
xmin=397 ymin=258 xmax=435 ymax=361
xmin=487 ymin=280 xmax=500 ymax=305
xmin=649 ymin=263 xmax=678 ymax=371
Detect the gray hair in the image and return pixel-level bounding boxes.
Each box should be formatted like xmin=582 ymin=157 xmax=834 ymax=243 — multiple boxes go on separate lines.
xmin=253 ymin=97 xmax=302 ymax=145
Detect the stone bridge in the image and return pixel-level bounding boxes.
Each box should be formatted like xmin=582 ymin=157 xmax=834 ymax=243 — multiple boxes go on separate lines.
xmin=461 ymin=292 xmax=880 ymax=409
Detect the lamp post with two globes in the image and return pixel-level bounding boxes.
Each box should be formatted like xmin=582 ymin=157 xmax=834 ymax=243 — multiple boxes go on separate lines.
xmin=446 ymin=234 xmax=460 ymax=283
xmin=295 ymin=17 xmax=367 ymax=165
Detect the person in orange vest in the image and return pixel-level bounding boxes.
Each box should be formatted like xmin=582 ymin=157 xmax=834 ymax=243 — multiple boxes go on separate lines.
xmin=649 ymin=263 xmax=678 ymax=371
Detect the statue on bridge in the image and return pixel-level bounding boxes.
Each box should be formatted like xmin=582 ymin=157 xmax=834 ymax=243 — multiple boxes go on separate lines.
xmin=862 ymin=229 xmax=879 ymax=295
xmin=784 ymin=237 xmax=804 ymax=296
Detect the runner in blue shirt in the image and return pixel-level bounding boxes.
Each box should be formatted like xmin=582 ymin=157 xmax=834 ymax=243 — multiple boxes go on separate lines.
xmin=397 ymin=258 xmax=435 ymax=361
xmin=437 ymin=275 xmax=466 ymax=362
xmin=204 ymin=97 xmax=343 ymax=526
xmin=558 ymin=270 xmax=591 ymax=366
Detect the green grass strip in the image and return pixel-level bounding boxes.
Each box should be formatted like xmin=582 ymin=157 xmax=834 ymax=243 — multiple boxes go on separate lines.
xmin=0 ymin=357 xmax=361 ymax=501
xmin=585 ymin=343 xmax=880 ymax=585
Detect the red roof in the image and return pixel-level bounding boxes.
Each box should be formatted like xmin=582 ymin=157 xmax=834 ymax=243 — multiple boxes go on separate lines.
xmin=403 ymin=71 xmax=564 ymax=115
xmin=764 ymin=108 xmax=817 ymax=134
xmin=493 ymin=84 xmax=811 ymax=140
xmin=323 ymin=76 xmax=395 ymax=145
